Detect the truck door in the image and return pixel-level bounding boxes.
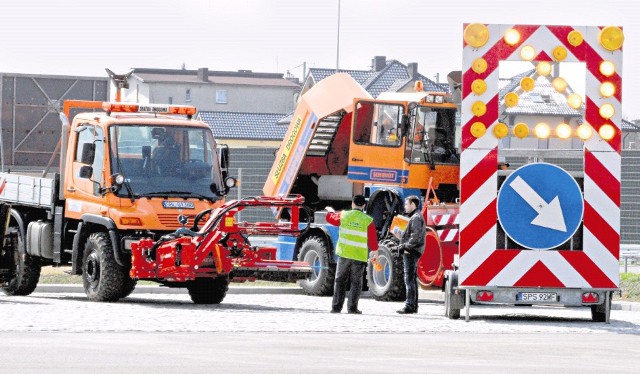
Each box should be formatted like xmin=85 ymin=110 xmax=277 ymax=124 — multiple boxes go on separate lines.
xmin=65 ymin=124 xmax=106 ymax=219
xmin=348 ymin=100 xmax=408 ymax=185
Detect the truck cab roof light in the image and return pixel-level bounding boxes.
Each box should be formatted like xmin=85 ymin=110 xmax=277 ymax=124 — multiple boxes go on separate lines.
xmin=102 ymin=102 xmax=197 ymax=116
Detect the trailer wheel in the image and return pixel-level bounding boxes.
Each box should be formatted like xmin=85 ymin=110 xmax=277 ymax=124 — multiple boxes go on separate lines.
xmin=591 ymin=292 xmax=613 ymax=322
xmin=82 ymin=232 xmax=135 ymax=302
xmin=367 ymin=245 xmax=405 ymax=302
xmin=187 ymin=276 xmax=229 ymax=304
xmin=1 ymin=227 xmax=41 ymax=296
xmin=444 ymin=271 xmax=461 ymax=320
xmin=298 ymin=237 xmax=335 ymax=296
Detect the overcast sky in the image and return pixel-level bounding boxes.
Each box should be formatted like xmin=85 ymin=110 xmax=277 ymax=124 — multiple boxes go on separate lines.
xmin=1 ymin=0 xmax=639 ymax=119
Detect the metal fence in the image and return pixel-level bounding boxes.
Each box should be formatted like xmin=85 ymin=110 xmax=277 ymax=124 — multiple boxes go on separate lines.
xmin=621 ymin=150 xmax=640 ymax=245
xmin=228 ymin=147 xmax=278 ymax=222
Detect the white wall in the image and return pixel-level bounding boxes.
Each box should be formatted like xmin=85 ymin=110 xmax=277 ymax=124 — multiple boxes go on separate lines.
xmin=115 ymin=78 xmax=297 ymax=113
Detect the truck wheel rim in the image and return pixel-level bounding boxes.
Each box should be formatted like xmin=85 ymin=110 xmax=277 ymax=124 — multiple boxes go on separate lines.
xmin=303 ymin=250 xmax=321 ymax=282
xmin=86 ymin=252 xmax=101 ymax=287
xmin=372 ymin=255 xmax=391 ymax=288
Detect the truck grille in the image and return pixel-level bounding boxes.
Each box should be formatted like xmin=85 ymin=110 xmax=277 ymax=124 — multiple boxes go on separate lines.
xmin=157 ymin=214 xmax=182 ymax=229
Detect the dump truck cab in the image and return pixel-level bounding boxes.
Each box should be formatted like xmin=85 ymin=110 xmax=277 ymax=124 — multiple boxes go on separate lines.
xmin=348 ymin=89 xmax=460 ymax=201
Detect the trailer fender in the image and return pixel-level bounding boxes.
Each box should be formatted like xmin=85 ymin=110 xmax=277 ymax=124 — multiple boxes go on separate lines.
xmin=71 ymin=214 xmax=127 ymax=274
xmin=445 ymin=270 xmax=465 ymax=310
xmin=9 ymin=209 xmax=26 ymax=255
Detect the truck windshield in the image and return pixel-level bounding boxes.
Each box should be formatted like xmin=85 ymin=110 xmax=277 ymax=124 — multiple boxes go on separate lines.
xmin=405 ymin=106 xmax=459 ymax=165
xmin=109 ymin=125 xmax=223 ymax=200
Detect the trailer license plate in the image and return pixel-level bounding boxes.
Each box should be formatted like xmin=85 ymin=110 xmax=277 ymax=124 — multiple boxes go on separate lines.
xmin=517 ymin=292 xmax=557 ymax=302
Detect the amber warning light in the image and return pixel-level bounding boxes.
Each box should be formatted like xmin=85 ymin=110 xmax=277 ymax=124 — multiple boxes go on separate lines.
xmin=102 ymin=102 xmax=197 ymax=116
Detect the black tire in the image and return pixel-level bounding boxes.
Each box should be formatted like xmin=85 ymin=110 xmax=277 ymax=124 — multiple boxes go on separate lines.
xmin=117 ymin=279 xmax=138 ymax=299
xmin=367 ymin=245 xmax=405 ymax=302
xmin=1 ymin=227 xmax=41 ymax=296
xmin=187 ymin=276 xmax=229 ymax=304
xmin=82 ymin=232 xmax=135 ymax=302
xmin=444 ymin=271 xmax=461 ymax=320
xmin=591 ymin=291 xmax=613 ymax=322
xmin=297 ymin=237 xmax=335 ymax=296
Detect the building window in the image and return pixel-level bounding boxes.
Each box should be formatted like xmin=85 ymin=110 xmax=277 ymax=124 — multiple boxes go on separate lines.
xmin=185 ymin=89 xmax=192 ymax=102
xmin=168 ymin=96 xmax=173 ymax=104
xmin=216 ymin=90 xmax=227 ymax=104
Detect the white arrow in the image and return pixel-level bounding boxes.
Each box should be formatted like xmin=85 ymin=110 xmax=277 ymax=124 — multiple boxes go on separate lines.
xmin=509 ymin=175 xmax=567 ymax=232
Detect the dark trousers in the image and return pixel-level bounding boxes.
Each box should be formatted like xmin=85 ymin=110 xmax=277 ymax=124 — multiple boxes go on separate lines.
xmin=332 ymin=257 xmax=366 ymax=312
xmin=403 ymin=252 xmax=420 ymax=311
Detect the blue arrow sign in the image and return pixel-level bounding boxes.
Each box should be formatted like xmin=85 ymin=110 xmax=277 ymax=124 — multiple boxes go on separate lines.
xmin=497 ymin=163 xmax=583 ymax=250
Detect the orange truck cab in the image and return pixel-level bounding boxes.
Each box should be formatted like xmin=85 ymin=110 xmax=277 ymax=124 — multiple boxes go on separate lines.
xmin=0 ymin=99 xmax=234 ymax=301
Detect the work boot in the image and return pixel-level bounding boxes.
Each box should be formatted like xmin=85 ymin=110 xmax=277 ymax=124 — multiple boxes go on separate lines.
xmin=347 ymin=309 xmax=362 ymax=314
xmin=396 ymin=307 xmax=417 ymax=314
xmin=331 ymin=309 xmax=341 ymax=313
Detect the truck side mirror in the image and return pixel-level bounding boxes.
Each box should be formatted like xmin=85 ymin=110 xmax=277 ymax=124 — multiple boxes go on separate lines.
xmin=142 ymin=145 xmax=151 ymax=159
xmin=217 ymin=144 xmax=230 ymax=182
xmin=81 ymin=143 xmax=96 ymax=165
xmin=219 ymin=145 xmax=230 ymax=171
xmin=400 ymin=114 xmax=410 ymax=135
xmin=79 ymin=165 xmax=93 ymax=179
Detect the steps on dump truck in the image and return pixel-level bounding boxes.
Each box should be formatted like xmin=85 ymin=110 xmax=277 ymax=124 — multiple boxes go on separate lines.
xmin=305 ymin=114 xmax=344 ymax=157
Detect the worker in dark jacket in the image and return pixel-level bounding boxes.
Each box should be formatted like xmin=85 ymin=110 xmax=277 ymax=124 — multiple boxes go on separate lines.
xmin=395 ymin=195 xmax=426 ymax=314
xmin=326 ymin=195 xmax=378 ymax=314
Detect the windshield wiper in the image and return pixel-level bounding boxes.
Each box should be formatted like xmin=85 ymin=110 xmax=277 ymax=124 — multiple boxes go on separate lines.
xmin=144 ymin=190 xmax=218 ymax=203
xmin=114 ymin=151 xmax=137 ymax=202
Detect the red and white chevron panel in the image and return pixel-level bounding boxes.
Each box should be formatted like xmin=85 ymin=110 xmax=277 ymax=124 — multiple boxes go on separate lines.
xmin=429 ymin=211 xmax=459 ymax=242
xmin=437 ymin=228 xmax=459 ymax=243
xmin=459 ymin=24 xmax=621 ymax=289
xmin=431 ymin=213 xmax=459 ymax=226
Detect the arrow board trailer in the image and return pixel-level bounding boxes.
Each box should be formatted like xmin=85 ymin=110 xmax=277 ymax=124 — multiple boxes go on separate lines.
xmin=444 ymin=23 xmax=623 ymax=322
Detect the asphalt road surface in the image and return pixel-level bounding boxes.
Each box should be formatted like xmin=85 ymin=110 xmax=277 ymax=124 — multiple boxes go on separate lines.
xmin=0 ymin=332 xmax=639 ymax=373
xmin=1 ymin=291 xmax=639 ymax=373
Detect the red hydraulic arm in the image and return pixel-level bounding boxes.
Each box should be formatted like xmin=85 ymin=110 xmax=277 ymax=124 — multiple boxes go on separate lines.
xmin=130 ymin=196 xmax=312 ymax=283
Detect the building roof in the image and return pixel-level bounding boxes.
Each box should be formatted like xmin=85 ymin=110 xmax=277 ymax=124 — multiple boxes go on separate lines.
xmin=307 ymin=59 xmax=448 ymax=98
xmin=499 ymin=70 xmax=582 ymax=117
xmin=196 ymin=111 xmax=289 ymax=140
xmin=131 ymin=68 xmax=300 ymax=88
xmin=622 ymin=119 xmax=640 ymax=132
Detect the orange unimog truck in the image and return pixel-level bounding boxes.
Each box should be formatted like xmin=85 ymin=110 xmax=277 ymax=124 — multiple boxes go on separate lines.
xmin=0 ymin=71 xmax=235 ymax=302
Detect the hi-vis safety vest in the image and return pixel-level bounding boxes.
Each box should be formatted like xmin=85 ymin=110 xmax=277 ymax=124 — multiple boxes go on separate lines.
xmin=336 ymin=210 xmax=374 ymax=262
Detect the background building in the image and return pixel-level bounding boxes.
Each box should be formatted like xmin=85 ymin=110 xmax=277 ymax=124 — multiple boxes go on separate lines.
xmin=115 ymin=68 xmax=300 ymax=113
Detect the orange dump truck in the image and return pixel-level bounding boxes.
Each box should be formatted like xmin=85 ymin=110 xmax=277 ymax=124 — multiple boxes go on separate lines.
xmin=263 ymin=73 xmax=462 ymax=301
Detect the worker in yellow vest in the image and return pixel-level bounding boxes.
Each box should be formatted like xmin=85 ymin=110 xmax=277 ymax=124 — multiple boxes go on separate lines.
xmin=326 ymin=195 xmax=379 ymax=314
